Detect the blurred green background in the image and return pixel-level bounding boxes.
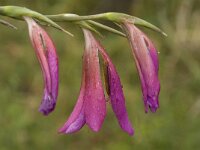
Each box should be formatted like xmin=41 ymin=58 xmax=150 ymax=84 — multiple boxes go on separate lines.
xmin=1 ymin=0 xmax=200 ymax=149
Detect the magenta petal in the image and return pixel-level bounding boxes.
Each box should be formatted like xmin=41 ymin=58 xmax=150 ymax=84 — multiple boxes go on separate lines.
xmin=98 ymin=45 xmax=134 ymax=136
xmin=106 ymin=64 xmax=134 ymax=135
xmin=24 ymin=17 xmax=59 ymax=115
xmin=123 ymin=22 xmax=160 ymax=113
xmin=60 ymin=29 xmax=107 ymax=134
xmin=63 ymin=112 xmax=85 ymax=134
xmin=38 ymin=33 xmax=59 ymax=115
xmin=139 ymin=30 xmax=159 ymax=73
xmin=83 ymin=29 xmax=106 ymax=132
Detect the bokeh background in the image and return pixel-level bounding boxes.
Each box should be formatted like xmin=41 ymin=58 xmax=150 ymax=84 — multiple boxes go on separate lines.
xmin=0 ymin=0 xmax=200 ymax=149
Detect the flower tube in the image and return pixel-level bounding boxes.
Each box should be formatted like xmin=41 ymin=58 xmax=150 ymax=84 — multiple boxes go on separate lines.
xmin=25 ymin=17 xmax=59 ymax=115
xmin=123 ymin=22 xmax=160 ymax=113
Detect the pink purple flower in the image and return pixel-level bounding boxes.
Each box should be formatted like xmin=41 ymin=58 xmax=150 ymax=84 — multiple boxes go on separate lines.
xmin=59 ymin=29 xmax=133 ymax=135
xmin=122 ymin=22 xmax=160 ymax=113
xmin=24 ymin=17 xmax=59 ymax=115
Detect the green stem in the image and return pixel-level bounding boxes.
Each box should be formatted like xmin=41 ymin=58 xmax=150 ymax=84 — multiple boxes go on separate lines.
xmin=48 ymin=13 xmax=167 ymax=36
xmin=47 ymin=13 xmax=108 ymax=22
xmin=0 ymin=6 xmax=73 ymax=36
xmin=0 ymin=6 xmax=166 ymax=36
xmin=47 ymin=13 xmax=126 ymax=37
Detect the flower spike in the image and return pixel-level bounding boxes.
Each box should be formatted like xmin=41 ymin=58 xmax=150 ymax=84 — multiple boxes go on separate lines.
xmin=24 ymin=17 xmax=59 ymax=115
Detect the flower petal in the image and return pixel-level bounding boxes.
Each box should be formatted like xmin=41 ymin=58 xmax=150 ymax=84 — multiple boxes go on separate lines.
xmin=139 ymin=29 xmax=159 ymax=73
xmin=98 ymin=43 xmax=134 ymax=136
xmin=123 ymin=22 xmax=160 ymax=113
xmin=24 ymin=17 xmax=59 ymax=115
xmin=83 ymin=29 xmax=106 ymax=132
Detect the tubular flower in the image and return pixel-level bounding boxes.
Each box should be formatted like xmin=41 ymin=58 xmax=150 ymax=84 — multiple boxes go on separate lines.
xmin=122 ymin=22 xmax=160 ymax=113
xmin=24 ymin=17 xmax=59 ymax=115
xmin=59 ymin=29 xmax=106 ymax=133
xmin=59 ymin=29 xmax=133 ymax=135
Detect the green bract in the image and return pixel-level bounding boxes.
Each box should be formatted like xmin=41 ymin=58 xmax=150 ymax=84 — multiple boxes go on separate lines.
xmin=0 ymin=6 xmax=73 ymax=36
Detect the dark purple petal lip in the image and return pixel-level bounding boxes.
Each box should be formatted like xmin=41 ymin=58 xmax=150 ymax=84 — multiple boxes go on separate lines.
xmin=123 ymin=22 xmax=160 ymax=113
xmin=39 ymin=89 xmax=56 ymax=115
xmin=24 ymin=17 xmax=59 ymax=115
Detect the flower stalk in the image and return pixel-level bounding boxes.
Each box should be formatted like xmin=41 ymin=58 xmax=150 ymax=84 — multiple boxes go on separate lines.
xmin=47 ymin=13 xmax=167 ymax=36
xmin=0 ymin=6 xmax=166 ymax=37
